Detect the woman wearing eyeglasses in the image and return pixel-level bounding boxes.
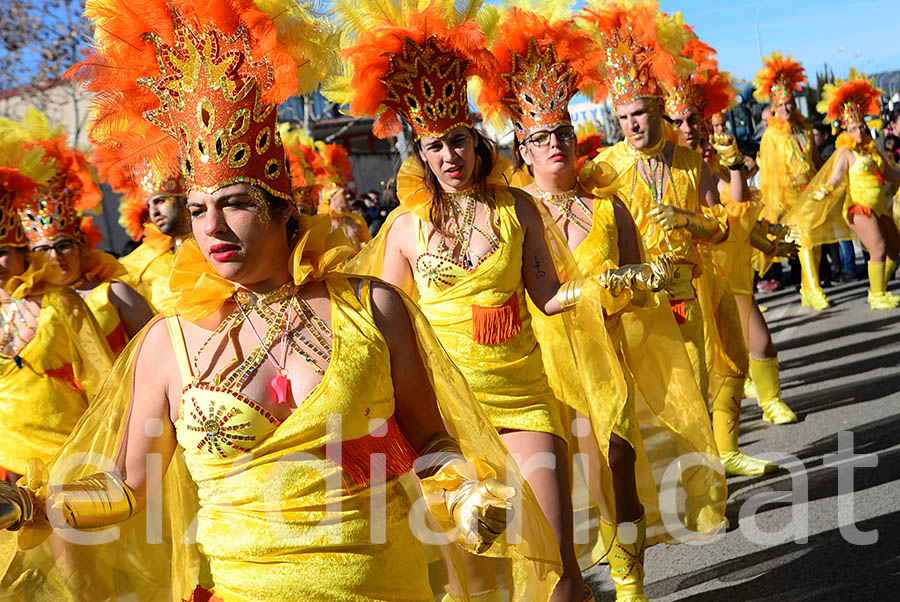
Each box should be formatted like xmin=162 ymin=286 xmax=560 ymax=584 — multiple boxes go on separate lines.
xmin=479 ymin=8 xmax=727 ymax=601
xmin=7 ymin=110 xmax=153 ymax=355
xmin=0 ymin=141 xmax=113 ymax=485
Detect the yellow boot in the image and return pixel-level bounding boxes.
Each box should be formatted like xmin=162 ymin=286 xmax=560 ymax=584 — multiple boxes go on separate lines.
xmin=749 ymin=357 xmax=798 ymax=424
xmin=884 ymin=257 xmax=900 ymax=304
xmin=799 ymin=247 xmax=830 ymax=310
xmin=867 ymin=261 xmax=900 ymax=309
xmin=713 ymin=377 xmax=777 ymax=476
xmin=607 ymin=514 xmax=649 ymax=602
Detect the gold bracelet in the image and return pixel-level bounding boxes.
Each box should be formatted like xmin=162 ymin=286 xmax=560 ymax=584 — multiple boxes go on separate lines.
xmin=556 ymin=280 xmax=584 ymax=310
xmin=58 ymin=472 xmax=137 ymax=530
xmin=415 ymin=434 xmax=464 ymax=479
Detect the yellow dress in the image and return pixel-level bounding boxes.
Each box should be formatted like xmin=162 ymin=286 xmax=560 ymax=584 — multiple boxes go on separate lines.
xmin=0 ymin=256 xmax=113 ymax=475
xmin=409 ymin=189 xmax=563 ymax=437
xmin=2 ymin=216 xmax=562 ymax=602
xmin=119 ymin=224 xmax=179 ymax=313
xmin=78 ymin=249 xmax=131 ymax=355
xmin=757 ymin=115 xmax=818 ymax=223
xmin=167 ymin=279 xmax=433 ymax=602
xmin=846 ymin=144 xmax=889 ymax=219
xmin=594 ymin=141 xmax=723 ymax=397
xmin=525 ymin=180 xmax=725 ymax=563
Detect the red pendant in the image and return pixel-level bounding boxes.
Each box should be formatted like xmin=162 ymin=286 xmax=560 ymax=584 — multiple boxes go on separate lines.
xmin=269 ymin=372 xmax=291 ymax=405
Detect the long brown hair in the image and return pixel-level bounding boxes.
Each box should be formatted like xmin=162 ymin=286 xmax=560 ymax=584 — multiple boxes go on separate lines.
xmin=414 ymin=127 xmax=498 ymax=239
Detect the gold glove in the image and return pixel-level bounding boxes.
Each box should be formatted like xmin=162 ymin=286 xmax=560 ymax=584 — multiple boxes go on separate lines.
xmin=766 ymin=222 xmax=791 ymax=241
xmin=54 ymin=472 xmax=137 ymax=530
xmin=810 ymin=184 xmax=834 ymax=202
xmin=0 ymin=481 xmax=34 ymax=531
xmin=648 ymin=205 xmax=728 ymax=242
xmin=595 ymin=254 xmax=675 ymax=296
xmin=709 ymin=133 xmax=743 ymax=169
xmin=770 ymin=239 xmax=799 ymax=259
xmin=420 ymin=457 xmax=515 ymax=554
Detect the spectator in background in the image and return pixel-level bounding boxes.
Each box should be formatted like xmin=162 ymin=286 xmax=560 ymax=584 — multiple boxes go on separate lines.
xmin=753 ymin=106 xmax=772 ymax=142
xmin=350 ymin=199 xmax=369 ymax=223
xmin=811 ymin=121 xmax=850 ymax=283
xmin=812 ymin=122 xmax=836 ymax=160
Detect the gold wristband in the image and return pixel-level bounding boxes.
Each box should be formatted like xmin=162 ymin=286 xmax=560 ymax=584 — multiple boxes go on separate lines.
xmin=556 ymin=279 xmax=584 ymax=310
xmin=0 ymin=482 xmax=34 ymax=531
xmin=57 ymin=472 xmax=137 ymax=530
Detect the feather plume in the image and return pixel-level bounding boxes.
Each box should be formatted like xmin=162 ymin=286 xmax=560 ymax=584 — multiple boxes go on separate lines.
xmin=752 ymin=52 xmax=806 ymax=103
xmin=818 ymin=67 xmax=882 ymax=123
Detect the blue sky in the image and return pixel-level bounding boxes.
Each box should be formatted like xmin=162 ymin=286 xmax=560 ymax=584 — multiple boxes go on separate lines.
xmin=656 ymin=0 xmax=900 ymax=82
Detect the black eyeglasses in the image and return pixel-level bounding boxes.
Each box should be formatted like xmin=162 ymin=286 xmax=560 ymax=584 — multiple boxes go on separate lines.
xmin=32 ymin=240 xmax=79 ymax=256
xmin=526 ymin=125 xmax=577 ymax=148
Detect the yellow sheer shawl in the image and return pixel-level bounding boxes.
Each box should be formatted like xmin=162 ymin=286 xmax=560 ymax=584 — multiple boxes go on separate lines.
xmin=1 ymin=215 xmax=560 ymax=602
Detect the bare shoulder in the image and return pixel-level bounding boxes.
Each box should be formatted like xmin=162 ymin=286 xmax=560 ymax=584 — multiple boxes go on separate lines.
xmin=369 ymin=280 xmax=412 ymax=347
xmin=107 ymin=280 xmax=143 ymax=304
xmin=509 ymin=187 xmax=541 ymax=226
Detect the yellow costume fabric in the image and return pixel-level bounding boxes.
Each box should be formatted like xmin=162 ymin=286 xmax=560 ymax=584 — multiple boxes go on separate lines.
xmin=593 ymin=140 xmax=725 ymax=398
xmin=1 ymin=215 xmax=561 ymax=602
xmin=349 ymin=156 xmax=563 ymax=438
xmin=0 ymin=255 xmax=113 ymax=476
xmin=167 ymin=279 xmax=434 ymax=602
xmin=847 ymin=145 xmax=889 ymax=218
xmin=318 ymin=205 xmax=372 ymax=251
xmin=526 ymin=184 xmax=726 ymax=564
xmin=782 ymin=134 xmax=862 ymax=248
xmin=711 ymin=187 xmax=764 ymax=296
xmin=758 ymin=114 xmax=818 ymax=223
xmin=82 ymin=282 xmax=128 ymax=355
xmin=118 ymin=224 xmax=179 ymax=314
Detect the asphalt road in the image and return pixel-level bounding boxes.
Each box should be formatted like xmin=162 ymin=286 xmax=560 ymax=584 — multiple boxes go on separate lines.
xmin=585 ymin=276 xmax=900 ymax=601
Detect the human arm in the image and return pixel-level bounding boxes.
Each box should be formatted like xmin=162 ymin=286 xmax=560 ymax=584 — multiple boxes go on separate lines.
xmin=612 ymin=197 xmax=642 ymax=265
xmin=809 ymin=149 xmax=851 ymax=201
xmin=378 ymin=212 xmax=417 ymax=296
xmin=0 ymin=318 xmax=178 ymax=531
xmin=882 ymin=151 xmax=900 ymax=183
xmin=709 ymin=133 xmax=751 ymax=204
xmin=370 ymin=282 xmax=511 ymax=552
xmin=108 ymin=281 xmax=155 ymax=338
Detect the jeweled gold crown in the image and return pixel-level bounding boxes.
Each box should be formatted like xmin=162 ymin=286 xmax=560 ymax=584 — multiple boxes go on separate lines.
xmin=817 ymin=68 xmax=882 ymax=130
xmin=18 ymin=174 xmax=88 ymax=245
xmin=139 ymin=8 xmax=290 ymax=200
xmin=0 ymin=189 xmax=27 ymax=247
xmin=501 ymin=40 xmax=578 ymax=138
xmin=753 ymin=52 xmax=807 ymax=105
xmin=664 ymin=38 xmax=734 ymax=119
xmin=601 ymin=25 xmax=661 ymax=105
xmin=664 ymin=78 xmax=702 ymax=117
xmin=380 ymin=36 xmax=474 ymax=139
xmin=135 ymin=162 xmax=187 ymax=201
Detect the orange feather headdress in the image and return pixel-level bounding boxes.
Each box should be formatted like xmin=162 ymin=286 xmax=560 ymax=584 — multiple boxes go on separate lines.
xmin=478 ymin=7 xmax=605 ymax=140
xmin=93 ymin=146 xmax=186 ymax=241
xmin=325 ymin=1 xmax=497 ymax=139
xmin=577 ymin=0 xmax=695 ymax=107
xmin=67 ymin=0 xmax=338 ymax=201
xmin=2 ymin=109 xmax=103 ymax=248
xmin=753 ymin=52 xmax=807 ymax=105
xmin=818 ymin=68 xmax=882 ymax=129
xmin=664 ymin=36 xmax=735 ymax=120
xmin=278 ymin=124 xmax=323 ymax=213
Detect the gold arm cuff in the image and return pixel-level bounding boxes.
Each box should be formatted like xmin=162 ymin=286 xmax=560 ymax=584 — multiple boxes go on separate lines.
xmin=556 ymin=279 xmax=584 ymax=310
xmin=58 ymin=472 xmax=137 ymax=530
xmin=415 ymin=434 xmax=464 ymax=479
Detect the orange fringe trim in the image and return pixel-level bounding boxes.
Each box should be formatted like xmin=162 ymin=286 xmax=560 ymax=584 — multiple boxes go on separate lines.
xmin=325 ymin=414 xmax=419 ymax=489
xmin=669 ymin=299 xmax=687 ymax=325
xmin=847 ymin=204 xmax=873 ymax=218
xmin=472 ymin=292 xmax=522 ymax=345
xmin=43 ymin=364 xmax=84 ymax=392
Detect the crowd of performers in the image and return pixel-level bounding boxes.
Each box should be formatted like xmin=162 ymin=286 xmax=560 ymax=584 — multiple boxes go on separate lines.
xmin=1 ymin=0 xmax=898 ymax=601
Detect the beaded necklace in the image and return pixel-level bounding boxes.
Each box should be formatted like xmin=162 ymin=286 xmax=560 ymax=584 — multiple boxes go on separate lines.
xmin=535 ymin=185 xmax=593 ymax=234
xmin=625 ymin=136 xmax=679 ymax=254
xmin=1 ymin=297 xmax=37 ymax=369
xmin=191 ymin=282 xmax=333 ymax=403
xmin=434 ymin=189 xmax=500 ymax=270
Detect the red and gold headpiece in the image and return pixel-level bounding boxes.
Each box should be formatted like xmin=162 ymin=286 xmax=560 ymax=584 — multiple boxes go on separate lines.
xmin=0 ymin=112 xmax=56 ymax=247
xmin=2 ymin=109 xmax=103 ymax=247
xmin=93 ymin=146 xmax=186 ymax=241
xmin=69 ymin=0 xmax=338 ymax=201
xmin=325 ymin=2 xmax=496 ymax=139
xmin=278 ymin=124 xmax=321 ymax=214
xmin=478 ymin=7 xmax=604 ymax=140
xmin=753 ymin=52 xmax=807 ymax=105
xmin=664 ymin=37 xmax=735 ymax=119
xmin=313 ymin=142 xmax=354 ymax=204
xmin=818 ymin=68 xmax=882 ymax=130
xmin=577 ymin=0 xmax=694 ymax=107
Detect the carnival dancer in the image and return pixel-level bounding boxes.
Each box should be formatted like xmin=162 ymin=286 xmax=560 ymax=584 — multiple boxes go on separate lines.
xmin=327 ymin=1 xmax=664 ymax=599
xmin=0 ymin=133 xmax=113 ymax=484
xmin=665 ymin=38 xmax=799 ymax=434
xmin=106 ymin=155 xmax=191 ymax=314
xmin=1 ymin=2 xmax=561 ymax=601
xmin=314 ymin=142 xmax=371 ymax=250
xmin=2 ymin=111 xmax=153 ymax=355
xmin=278 ymin=124 xmax=323 ymax=216
xmin=754 ymin=53 xmax=832 ymax=309
xmin=786 ymin=69 xmax=900 ymax=310
xmin=477 ymin=5 xmax=727 ymax=600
